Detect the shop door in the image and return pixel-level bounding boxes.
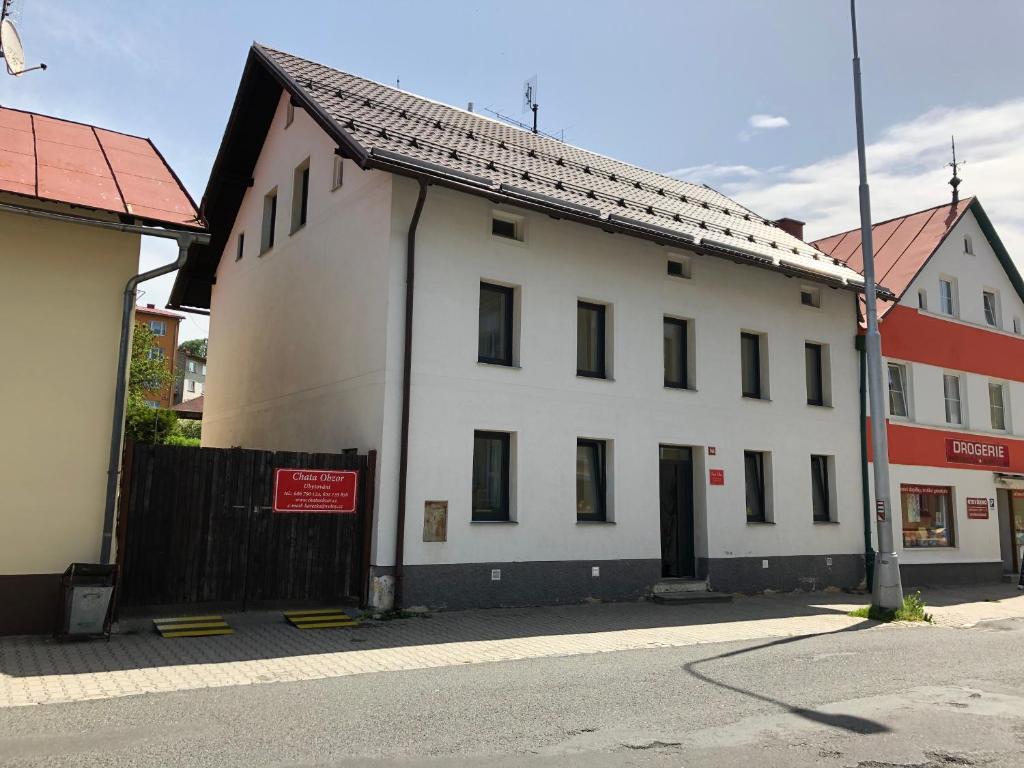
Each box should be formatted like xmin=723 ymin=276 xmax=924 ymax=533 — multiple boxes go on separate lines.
xmin=659 ymin=446 xmax=695 ymax=579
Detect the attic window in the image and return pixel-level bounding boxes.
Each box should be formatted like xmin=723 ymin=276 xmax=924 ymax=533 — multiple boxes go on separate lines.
xmin=492 ymin=212 xmax=524 ymax=242
xmin=285 ymin=101 xmax=295 ymax=128
xmin=332 ymin=156 xmax=344 ymax=191
xmin=964 ymin=235 xmax=974 ymax=255
xmin=667 ymin=256 xmax=692 ymax=279
xmin=800 ymin=287 xmax=821 ymax=308
xmin=917 ymin=289 xmax=927 ymax=310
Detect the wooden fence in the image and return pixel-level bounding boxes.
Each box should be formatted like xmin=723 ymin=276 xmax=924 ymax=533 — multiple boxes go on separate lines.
xmin=115 ymin=442 xmax=375 ymax=610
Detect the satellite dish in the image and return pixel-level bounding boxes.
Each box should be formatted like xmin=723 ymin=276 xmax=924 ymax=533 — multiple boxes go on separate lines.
xmin=0 ymin=17 xmax=25 ymax=75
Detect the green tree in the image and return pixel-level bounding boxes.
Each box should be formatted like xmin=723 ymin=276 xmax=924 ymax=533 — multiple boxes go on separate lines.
xmin=125 ymin=324 xmax=178 ymax=444
xmin=178 ymin=337 xmax=208 ymax=359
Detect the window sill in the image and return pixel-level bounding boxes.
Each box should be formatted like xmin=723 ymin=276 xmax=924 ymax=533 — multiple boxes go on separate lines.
xmin=742 ymin=395 xmax=771 ymax=402
xmin=258 ymin=248 xmax=272 ymax=257
xmin=471 ymin=520 xmax=518 ymax=525
xmin=576 ymin=520 xmax=615 ymax=525
xmin=478 ymin=360 xmax=521 ymax=370
xmin=746 ymin=521 xmax=775 ymax=526
xmin=290 ymin=223 xmax=306 ymax=236
xmin=807 ymin=402 xmax=833 ymax=409
xmin=813 ymin=520 xmax=840 ymax=525
xmin=577 ymin=374 xmax=614 ymax=382
xmin=664 ymin=384 xmax=697 ymax=392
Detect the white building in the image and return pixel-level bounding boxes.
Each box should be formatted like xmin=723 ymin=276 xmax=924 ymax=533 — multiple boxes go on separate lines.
xmin=171 ymin=45 xmax=875 ymax=608
xmin=814 ymin=195 xmax=1024 ymax=585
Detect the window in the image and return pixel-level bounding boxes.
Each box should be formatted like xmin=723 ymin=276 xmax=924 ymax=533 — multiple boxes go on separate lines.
xmin=147 ymin=347 xmax=164 ymax=361
xmin=577 ymin=301 xmax=607 ymax=378
xmin=187 ymin=360 xmax=197 ymax=373
xmin=186 ymin=379 xmax=196 ymax=393
xmin=983 ymin=291 xmax=999 ymax=327
xmin=285 ymin=100 xmax=295 ymax=127
xmin=576 ymin=439 xmax=607 ymax=521
xmin=888 ymin=363 xmax=909 ymax=418
xmin=147 ymin=320 xmax=166 ymax=337
xmin=235 ymin=232 xmax=245 ymax=261
xmin=939 ymin=278 xmax=955 ymax=316
xmin=943 ymin=373 xmax=963 ymax=425
xmin=478 ymin=282 xmax=514 ymax=366
xmin=332 ymin=155 xmax=344 ymax=191
xmin=1015 ymin=317 xmax=1022 ymax=335
xmin=740 ymin=332 xmax=763 ymax=399
xmin=800 ymin=287 xmax=820 ymax=308
xmin=917 ymin=289 xmax=927 ymax=310
xmin=805 ymin=342 xmax=825 ymax=406
xmin=291 ymin=160 xmax=310 ymax=233
xmin=472 ymin=431 xmax=510 ymax=521
xmin=744 ymin=451 xmax=768 ymax=523
xmin=990 ymin=382 xmax=1007 ymax=431
xmin=260 ymin=189 xmax=277 ymax=254
xmin=663 ymin=317 xmax=689 ymax=389
xmin=901 ymin=484 xmax=954 ymax=547
xmin=667 ymin=257 xmax=691 ymax=279
xmin=201 ymin=364 xmax=207 ymax=375
xmin=810 ymin=455 xmax=832 ymax=522
xmin=964 ymin=234 xmax=973 ymax=255
xmin=491 ymin=213 xmax=523 ymax=241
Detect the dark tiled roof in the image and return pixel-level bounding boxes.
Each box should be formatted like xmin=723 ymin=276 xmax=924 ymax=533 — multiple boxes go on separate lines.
xmin=169 ymin=44 xmax=868 ymax=309
xmin=0 ymin=106 xmax=203 ymax=230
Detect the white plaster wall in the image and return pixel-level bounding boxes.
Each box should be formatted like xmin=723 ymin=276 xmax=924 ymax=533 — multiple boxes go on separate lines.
xmin=393 ymin=178 xmax=866 ymax=567
xmin=203 ymin=93 xmax=394 ymax=473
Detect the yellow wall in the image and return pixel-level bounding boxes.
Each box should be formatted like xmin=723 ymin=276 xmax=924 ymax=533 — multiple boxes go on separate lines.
xmin=0 ymin=209 xmax=140 ymax=575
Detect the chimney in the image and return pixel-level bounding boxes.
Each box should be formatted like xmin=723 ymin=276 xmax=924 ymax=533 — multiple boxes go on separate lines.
xmin=775 ymin=217 xmax=805 ymax=241
xmin=146 ymin=303 xmax=155 ymax=309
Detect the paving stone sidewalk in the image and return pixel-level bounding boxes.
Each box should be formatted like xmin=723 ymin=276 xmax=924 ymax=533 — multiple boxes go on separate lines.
xmin=1 ymin=585 xmax=1021 ymax=709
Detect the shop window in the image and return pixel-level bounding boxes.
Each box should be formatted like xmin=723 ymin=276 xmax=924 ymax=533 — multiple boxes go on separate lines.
xmin=472 ymin=431 xmax=511 ymax=521
xmin=577 ymin=301 xmax=607 ymax=378
xmin=478 ymin=282 xmax=515 ymax=366
xmin=576 ymin=438 xmax=608 ymax=521
xmin=888 ymin=363 xmax=909 ymax=418
xmin=900 ymin=484 xmax=955 ymax=548
xmin=663 ymin=317 xmax=690 ymax=389
xmin=744 ymin=450 xmax=770 ymax=523
xmin=810 ymin=455 xmax=833 ymax=522
xmin=990 ymin=381 xmax=1007 ymax=431
xmin=943 ymin=373 xmax=963 ymax=425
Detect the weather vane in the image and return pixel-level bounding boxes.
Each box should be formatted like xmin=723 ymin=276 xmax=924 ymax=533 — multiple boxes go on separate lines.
xmin=948 ymin=135 xmax=964 ymax=205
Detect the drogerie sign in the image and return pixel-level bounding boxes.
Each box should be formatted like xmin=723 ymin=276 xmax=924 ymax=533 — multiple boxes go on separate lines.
xmin=945 ymin=438 xmax=1010 ymax=468
xmin=273 ymin=469 xmax=358 ymax=513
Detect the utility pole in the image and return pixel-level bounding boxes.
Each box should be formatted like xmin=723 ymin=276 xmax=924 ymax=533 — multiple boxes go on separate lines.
xmin=850 ymin=0 xmax=904 ymax=610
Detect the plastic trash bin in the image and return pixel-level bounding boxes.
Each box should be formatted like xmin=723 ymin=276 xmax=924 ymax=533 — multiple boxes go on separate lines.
xmin=56 ymin=563 xmax=117 ymax=640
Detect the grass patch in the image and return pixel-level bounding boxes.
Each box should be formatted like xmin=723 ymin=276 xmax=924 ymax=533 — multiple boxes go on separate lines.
xmin=849 ymin=591 xmax=933 ymax=623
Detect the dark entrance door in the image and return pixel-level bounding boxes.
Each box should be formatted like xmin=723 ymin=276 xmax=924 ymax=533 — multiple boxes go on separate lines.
xmin=659 ymin=445 xmax=695 ymax=578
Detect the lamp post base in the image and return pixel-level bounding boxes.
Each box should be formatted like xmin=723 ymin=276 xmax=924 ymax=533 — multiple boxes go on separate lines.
xmin=872 ymin=551 xmax=904 ymax=610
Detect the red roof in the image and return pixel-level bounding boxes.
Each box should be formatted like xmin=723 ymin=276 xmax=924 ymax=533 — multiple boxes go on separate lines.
xmin=135 ymin=304 xmax=185 ymax=320
xmin=0 ymin=106 xmax=202 ymax=230
xmin=811 ymin=198 xmax=974 ymax=316
xmin=171 ymin=395 xmax=203 ymax=419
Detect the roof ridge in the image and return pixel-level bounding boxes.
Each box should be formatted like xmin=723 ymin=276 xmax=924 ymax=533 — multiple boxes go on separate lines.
xmin=812 ymin=197 xmax=976 ymax=244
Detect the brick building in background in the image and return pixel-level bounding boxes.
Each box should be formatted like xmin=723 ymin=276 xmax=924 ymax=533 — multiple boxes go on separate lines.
xmin=134 ymin=304 xmax=184 ymax=408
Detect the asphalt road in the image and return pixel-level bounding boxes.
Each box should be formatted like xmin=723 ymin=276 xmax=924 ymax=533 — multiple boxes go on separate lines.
xmin=2 ymin=618 xmax=1024 ymax=767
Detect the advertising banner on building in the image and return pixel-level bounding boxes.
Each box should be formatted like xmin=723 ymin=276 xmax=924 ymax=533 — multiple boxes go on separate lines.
xmin=966 ymin=497 xmax=989 ymax=519
xmin=945 ymin=438 xmax=1010 ymax=467
xmin=273 ymin=469 xmax=358 ymax=513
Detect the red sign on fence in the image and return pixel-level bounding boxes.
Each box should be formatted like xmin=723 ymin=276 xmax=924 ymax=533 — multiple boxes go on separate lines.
xmin=273 ymin=469 xmax=358 ymax=513
xmin=966 ymin=497 xmax=990 ymax=519
xmin=945 ymin=438 xmax=1010 ymax=467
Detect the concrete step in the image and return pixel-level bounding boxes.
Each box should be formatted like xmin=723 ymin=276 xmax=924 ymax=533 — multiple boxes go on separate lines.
xmin=651 ymin=591 xmax=733 ymax=605
xmin=652 ymin=578 xmax=709 ymax=595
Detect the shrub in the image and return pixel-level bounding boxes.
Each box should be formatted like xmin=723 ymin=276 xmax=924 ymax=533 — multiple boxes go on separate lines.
xmin=849 ymin=591 xmax=933 ymax=623
xmin=164 ymin=434 xmax=200 ymax=447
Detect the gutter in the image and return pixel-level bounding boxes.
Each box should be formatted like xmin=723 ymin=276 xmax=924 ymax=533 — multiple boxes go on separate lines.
xmin=393 ymin=179 xmax=429 ymax=609
xmin=0 ymin=198 xmax=212 ymax=565
xmin=855 ymin=334 xmax=875 ymax=590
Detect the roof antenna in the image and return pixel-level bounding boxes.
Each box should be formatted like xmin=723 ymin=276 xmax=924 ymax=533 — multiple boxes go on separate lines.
xmin=948 ymin=135 xmax=964 ymax=206
xmin=522 ymin=75 xmax=538 ymax=134
xmin=396 ymin=77 xmax=400 ymax=89
xmin=0 ymin=0 xmax=47 ymax=76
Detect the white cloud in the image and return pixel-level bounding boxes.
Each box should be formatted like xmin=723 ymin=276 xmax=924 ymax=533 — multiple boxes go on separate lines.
xmin=667 ymin=163 xmax=760 ymax=181
xmin=748 ymin=114 xmax=790 ymax=130
xmin=683 ymin=99 xmax=1024 ymax=266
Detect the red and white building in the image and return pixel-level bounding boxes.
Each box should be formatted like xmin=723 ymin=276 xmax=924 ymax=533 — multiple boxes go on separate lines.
xmin=814 ymin=196 xmax=1024 ymax=585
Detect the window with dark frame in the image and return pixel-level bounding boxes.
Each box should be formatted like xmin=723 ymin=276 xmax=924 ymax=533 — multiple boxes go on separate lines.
xmin=811 ymin=455 xmax=831 ymax=522
xmin=261 ymin=190 xmax=277 ymax=254
xmin=805 ymin=342 xmax=824 ymax=406
xmin=888 ymin=363 xmax=909 ymax=417
xmin=492 ymin=217 xmax=519 ymax=240
xmin=664 ymin=317 xmax=688 ymax=389
xmin=291 ymin=161 xmax=310 ymax=233
xmin=576 ymin=439 xmax=607 ymax=521
xmin=983 ymin=291 xmax=998 ymax=327
xmin=741 ymin=332 xmax=762 ymax=399
xmin=577 ymin=302 xmax=606 ymax=378
xmin=235 ymin=232 xmax=245 ymax=261
xmin=472 ymin=431 xmax=510 ymax=522
xmin=744 ymin=451 xmax=767 ymax=523
xmin=478 ymin=282 xmax=514 ymax=366
xmin=667 ymin=258 xmax=690 ymax=278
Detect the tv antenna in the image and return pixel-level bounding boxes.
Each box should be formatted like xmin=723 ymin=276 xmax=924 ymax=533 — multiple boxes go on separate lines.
xmin=0 ymin=0 xmax=47 ymax=76
xmin=522 ymin=75 xmax=538 ymax=134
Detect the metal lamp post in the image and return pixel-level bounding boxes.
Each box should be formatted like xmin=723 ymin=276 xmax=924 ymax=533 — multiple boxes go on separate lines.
xmin=850 ymin=0 xmax=904 ymax=610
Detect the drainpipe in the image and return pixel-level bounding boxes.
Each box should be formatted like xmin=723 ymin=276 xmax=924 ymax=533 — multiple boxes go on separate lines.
xmin=393 ymin=179 xmax=430 ymax=610
xmin=99 ymin=234 xmax=207 ymax=563
xmin=856 ymin=334 xmax=876 ymax=590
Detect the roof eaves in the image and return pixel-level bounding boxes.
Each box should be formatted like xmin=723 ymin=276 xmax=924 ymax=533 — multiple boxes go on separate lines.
xmin=969 ymin=198 xmax=1024 ymax=309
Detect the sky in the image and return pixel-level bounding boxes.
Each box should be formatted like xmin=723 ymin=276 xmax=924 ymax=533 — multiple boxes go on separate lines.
xmin=2 ymin=0 xmax=1023 ymax=342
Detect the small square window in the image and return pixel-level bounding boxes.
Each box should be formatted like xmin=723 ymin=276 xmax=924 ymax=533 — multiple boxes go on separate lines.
xmin=667 ymin=258 xmax=691 ymax=279
xmin=492 ymin=216 xmax=521 ymax=241
xmin=800 ymin=287 xmax=820 ymax=308
xmin=332 ymin=155 xmax=344 ymax=191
